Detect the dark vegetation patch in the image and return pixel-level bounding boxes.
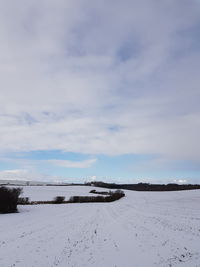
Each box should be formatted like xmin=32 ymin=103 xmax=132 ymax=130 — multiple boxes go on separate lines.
xmin=18 ymin=190 xmax=125 ymax=205
xmin=69 ymin=190 xmax=125 ymax=203
xmin=0 ymin=186 xmax=22 ymax=213
xmin=18 ymin=197 xmax=30 ymax=204
xmin=89 ymin=189 xmax=110 ymax=195
xmin=85 ymin=181 xmax=200 ymax=191
xmin=53 ymin=196 xmax=65 ymax=204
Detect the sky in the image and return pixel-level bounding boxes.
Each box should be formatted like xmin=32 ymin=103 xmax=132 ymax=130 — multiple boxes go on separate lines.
xmin=0 ymin=0 xmax=200 ymax=184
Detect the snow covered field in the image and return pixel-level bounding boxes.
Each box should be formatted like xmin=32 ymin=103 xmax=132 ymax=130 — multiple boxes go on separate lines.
xmin=0 ymin=186 xmax=200 ymax=267
xmin=16 ymin=185 xmax=100 ymax=201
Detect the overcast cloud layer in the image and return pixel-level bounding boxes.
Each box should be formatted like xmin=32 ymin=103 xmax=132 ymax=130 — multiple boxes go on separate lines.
xmin=0 ymin=0 xmax=200 ymax=181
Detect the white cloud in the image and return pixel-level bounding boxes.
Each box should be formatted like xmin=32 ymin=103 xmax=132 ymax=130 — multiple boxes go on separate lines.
xmin=0 ymin=169 xmax=33 ymax=180
xmin=173 ymin=179 xmax=187 ymax=184
xmin=0 ymin=0 xmax=199 ymax=163
xmin=0 ymin=168 xmax=70 ymax=182
xmin=48 ymin=159 xmax=96 ymax=168
xmin=0 ymin=168 xmax=94 ymax=183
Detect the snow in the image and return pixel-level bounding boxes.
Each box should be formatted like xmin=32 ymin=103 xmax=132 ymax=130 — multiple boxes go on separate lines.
xmin=0 ymin=186 xmax=200 ymax=267
xmin=17 ymin=185 xmax=99 ymax=201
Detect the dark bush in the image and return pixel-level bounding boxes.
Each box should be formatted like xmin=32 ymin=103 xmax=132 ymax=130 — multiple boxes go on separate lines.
xmin=69 ymin=195 xmax=105 ymax=203
xmin=105 ymin=190 xmax=125 ymax=202
xmin=89 ymin=189 xmax=96 ymax=193
xmin=53 ymin=196 xmax=65 ymax=204
xmin=0 ymin=186 xmax=22 ymax=213
xmin=18 ymin=197 xmax=30 ymax=205
xmin=69 ymin=190 xmax=125 ymax=203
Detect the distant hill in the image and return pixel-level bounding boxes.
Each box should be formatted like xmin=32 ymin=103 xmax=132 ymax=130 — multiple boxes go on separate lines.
xmin=85 ymin=181 xmax=200 ymax=191
xmin=1 ymin=179 xmax=200 ymax=191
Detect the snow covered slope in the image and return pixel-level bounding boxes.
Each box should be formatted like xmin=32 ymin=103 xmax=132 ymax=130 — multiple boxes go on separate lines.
xmin=0 ymin=186 xmax=200 ymax=267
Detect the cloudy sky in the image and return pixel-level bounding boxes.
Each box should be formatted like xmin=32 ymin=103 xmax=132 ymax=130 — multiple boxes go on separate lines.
xmin=0 ymin=0 xmax=200 ymax=183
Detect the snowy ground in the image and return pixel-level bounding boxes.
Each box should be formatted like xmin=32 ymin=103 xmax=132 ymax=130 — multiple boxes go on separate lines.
xmin=0 ymin=186 xmax=200 ymax=267
xmin=17 ymin=185 xmax=100 ymax=201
